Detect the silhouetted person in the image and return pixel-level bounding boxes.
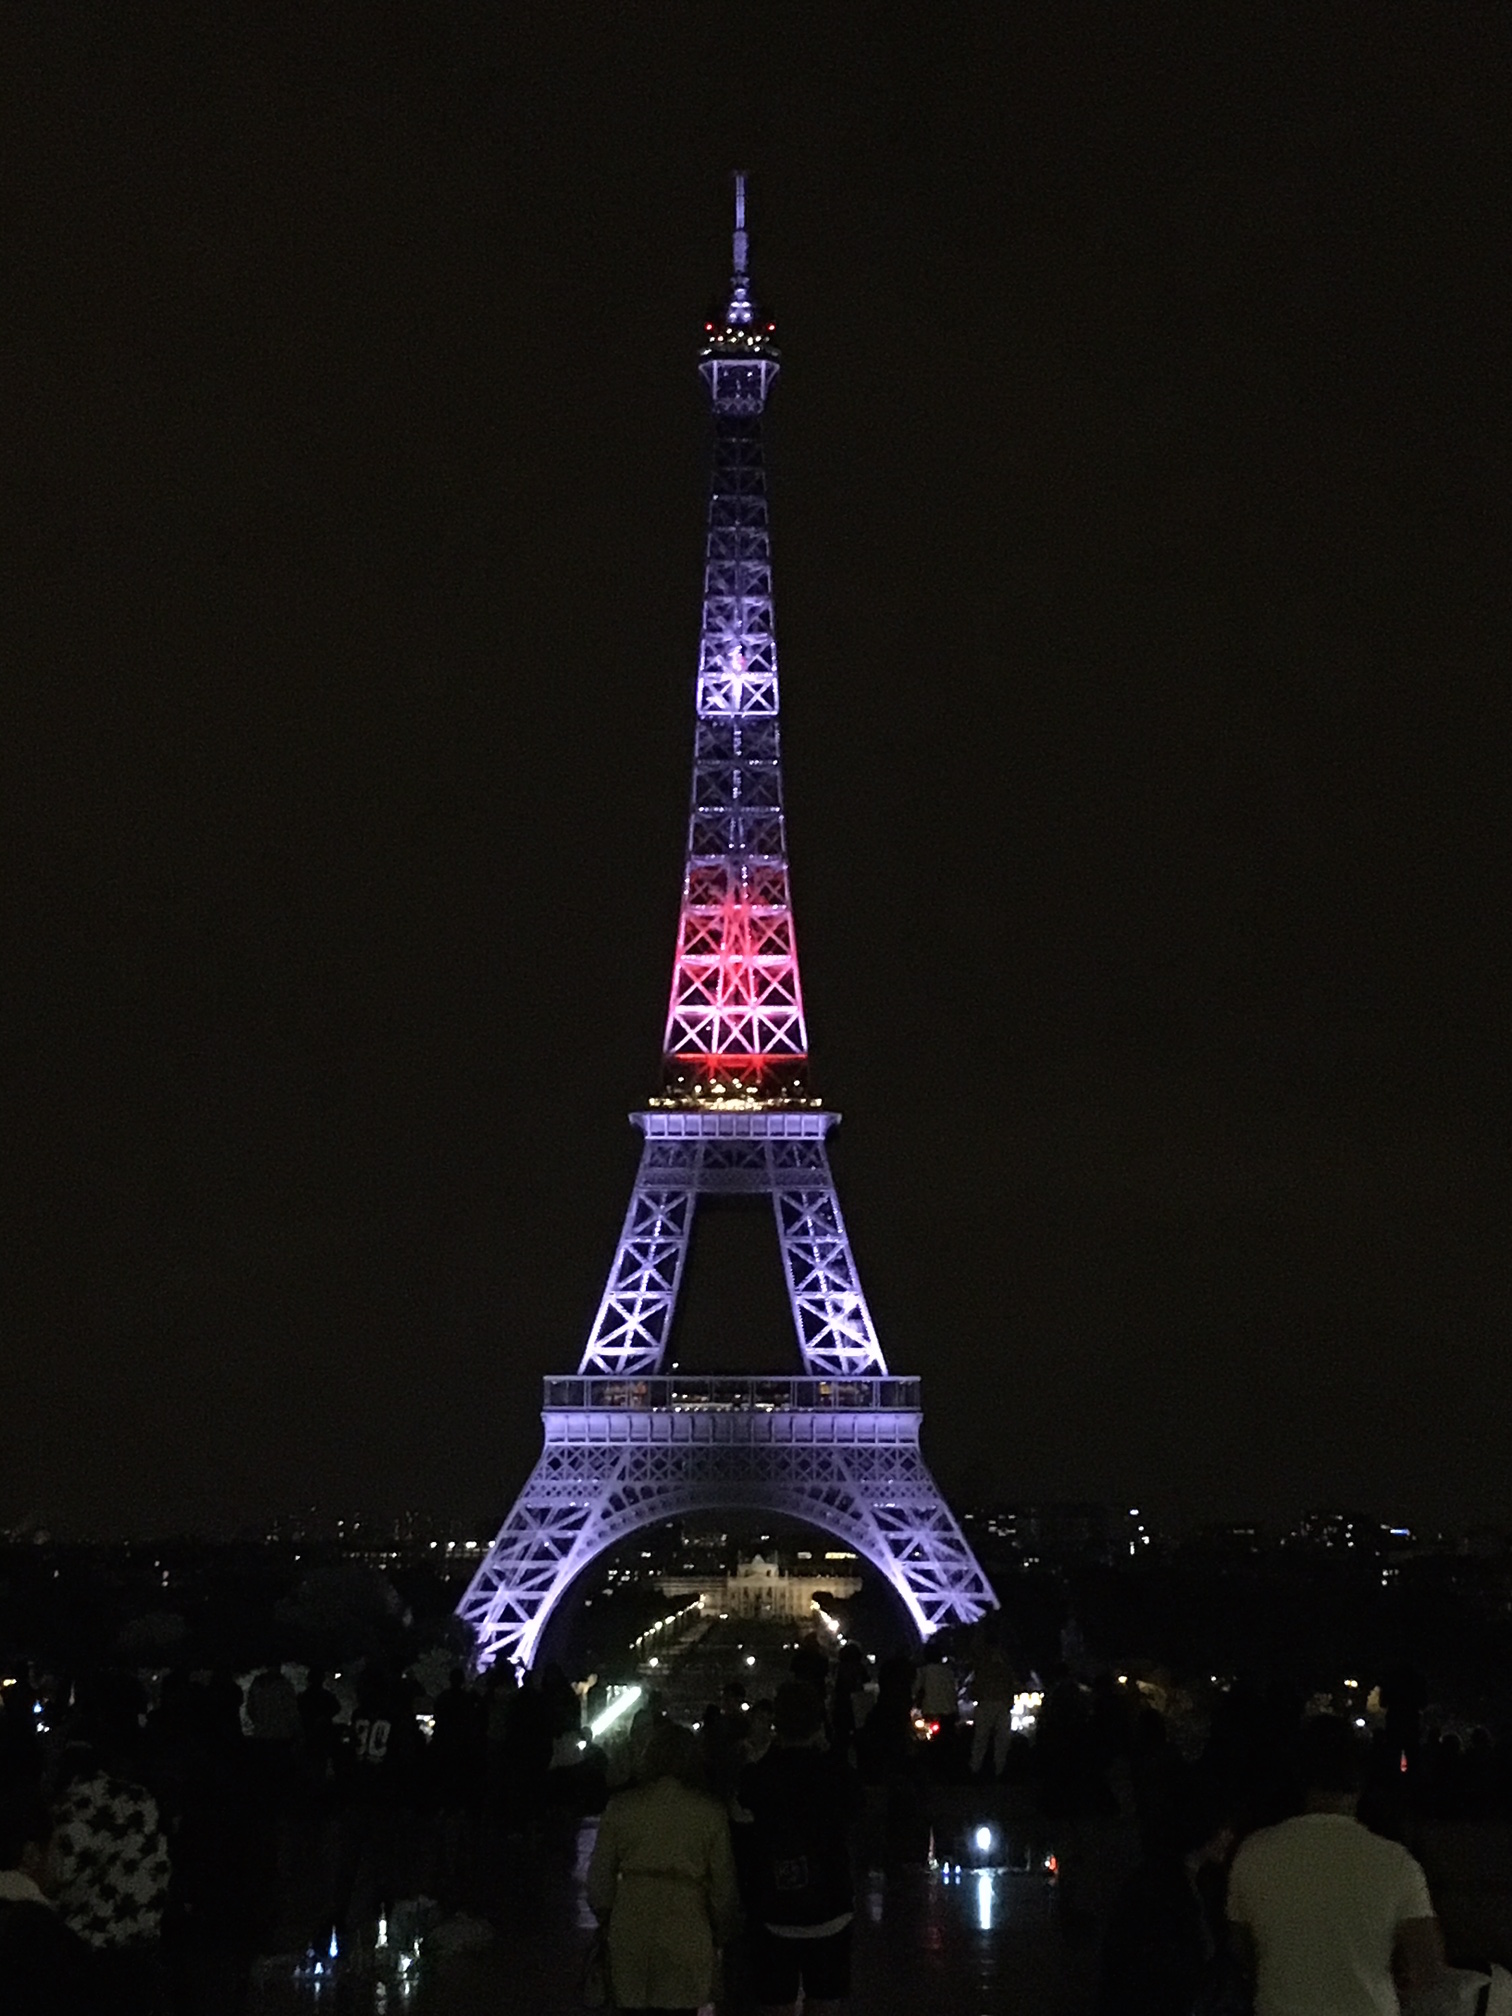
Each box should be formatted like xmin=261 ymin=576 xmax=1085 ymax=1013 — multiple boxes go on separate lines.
xmin=483 ymin=1665 xmax=518 ymax=1810
xmin=200 ymin=1670 xmax=245 ymax=1751
xmin=496 ymin=1671 xmax=553 ymax=1832
xmin=915 ymin=1652 xmax=958 ymax=1774
xmin=539 ymin=1663 xmax=580 ymax=1741
xmin=705 ymin=1682 xmax=749 ymax=1805
xmin=429 ymin=1669 xmax=484 ymax=1905
xmin=736 ymin=1682 xmax=857 ymax=2016
xmin=968 ymin=1648 xmax=1017 ymax=1780
xmin=333 ymin=1661 xmax=419 ymax=1928
xmin=790 ymin=1634 xmax=829 ymax=1698
xmin=156 ymin=1713 xmax=264 ymax=2016
xmin=0 ymin=1790 xmax=106 ymax=2016
xmin=831 ymin=1643 xmax=871 ymax=1766
xmin=1089 ymin=1670 xmax=1131 ymax=1804
xmin=297 ymin=1668 xmax=341 ymax=1779
xmin=245 ymin=1667 xmax=301 ymax=1814
xmin=1129 ymin=1707 xmax=1185 ymax=1856
xmin=1037 ymin=1665 xmax=1098 ymax=1821
xmin=1099 ymin=1773 xmax=1237 ymax=2016
xmin=743 ymin=1699 xmax=776 ymax=1767
xmin=429 ymin=1669 xmax=483 ymax=1806
xmin=0 ymin=1673 xmax=43 ymax=1797
xmin=868 ymin=1655 xmax=926 ymax=1864
xmin=1378 ymin=1663 xmax=1426 ymax=1786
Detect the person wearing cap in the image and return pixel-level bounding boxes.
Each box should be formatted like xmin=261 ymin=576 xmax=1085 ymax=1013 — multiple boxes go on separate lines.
xmin=735 ymin=1680 xmax=858 ymax=2016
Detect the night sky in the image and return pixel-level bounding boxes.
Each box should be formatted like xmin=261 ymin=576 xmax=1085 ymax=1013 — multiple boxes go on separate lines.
xmin=3 ymin=6 xmax=1507 ymax=1539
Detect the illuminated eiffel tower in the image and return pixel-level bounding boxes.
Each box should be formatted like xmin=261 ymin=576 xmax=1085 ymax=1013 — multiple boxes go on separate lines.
xmin=460 ymin=179 xmax=994 ymax=1670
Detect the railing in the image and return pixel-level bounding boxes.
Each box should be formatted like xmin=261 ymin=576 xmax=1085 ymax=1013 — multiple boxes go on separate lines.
xmin=542 ymin=1375 xmax=920 ymax=1413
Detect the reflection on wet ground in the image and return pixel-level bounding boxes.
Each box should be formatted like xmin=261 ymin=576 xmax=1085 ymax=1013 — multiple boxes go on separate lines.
xmin=247 ymin=1796 xmax=1512 ymax=2016
xmin=251 ymin=1787 xmax=1112 ymax=2016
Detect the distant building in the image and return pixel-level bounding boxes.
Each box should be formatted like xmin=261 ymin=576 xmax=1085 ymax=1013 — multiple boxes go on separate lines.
xmin=658 ymin=1552 xmax=861 ymax=1619
xmin=1184 ymin=1521 xmax=1266 ymax=1561
xmin=962 ymin=1503 xmax=1118 ymax=1566
xmin=1286 ymin=1511 xmax=1389 ymax=1557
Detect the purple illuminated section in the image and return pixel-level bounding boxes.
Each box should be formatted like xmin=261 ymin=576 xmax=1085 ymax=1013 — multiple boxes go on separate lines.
xmin=457 ymin=1374 xmax=995 ymax=1671
xmin=662 ymin=174 xmax=806 ymax=1106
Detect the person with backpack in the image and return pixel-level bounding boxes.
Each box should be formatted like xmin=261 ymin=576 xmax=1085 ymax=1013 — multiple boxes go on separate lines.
xmin=735 ymin=1681 xmax=858 ymax=2016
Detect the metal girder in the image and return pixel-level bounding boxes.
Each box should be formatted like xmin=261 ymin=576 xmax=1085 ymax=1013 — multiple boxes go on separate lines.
xmin=458 ymin=1411 xmax=996 ymax=1672
xmin=576 ymin=1112 xmax=888 ymax=1380
xmin=662 ymin=397 xmax=807 ymax=1102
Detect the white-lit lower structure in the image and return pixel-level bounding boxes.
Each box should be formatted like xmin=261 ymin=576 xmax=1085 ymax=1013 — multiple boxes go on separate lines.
xmin=457 ymin=1374 xmax=994 ymax=1670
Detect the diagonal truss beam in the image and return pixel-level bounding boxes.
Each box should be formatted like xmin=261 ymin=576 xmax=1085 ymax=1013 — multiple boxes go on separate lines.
xmin=577 ymin=1113 xmax=887 ymax=1379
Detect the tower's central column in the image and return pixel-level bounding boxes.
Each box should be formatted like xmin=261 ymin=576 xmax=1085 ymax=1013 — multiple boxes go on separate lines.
xmin=661 ymin=184 xmax=806 ymax=1106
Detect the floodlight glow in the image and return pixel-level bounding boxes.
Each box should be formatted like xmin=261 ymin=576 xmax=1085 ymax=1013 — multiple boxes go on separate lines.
xmin=974 ymin=1825 xmax=993 ymax=1854
xmin=976 ymin=1870 xmax=994 ymax=1930
xmin=589 ymin=1685 xmax=644 ymax=1741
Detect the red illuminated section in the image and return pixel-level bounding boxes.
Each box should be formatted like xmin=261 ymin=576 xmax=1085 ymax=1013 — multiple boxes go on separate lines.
xmin=659 ymin=887 xmax=809 ymax=1106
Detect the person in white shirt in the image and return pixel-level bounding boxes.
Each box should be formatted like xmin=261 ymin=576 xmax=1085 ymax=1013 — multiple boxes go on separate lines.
xmin=1226 ymin=1714 xmax=1443 ymax=2016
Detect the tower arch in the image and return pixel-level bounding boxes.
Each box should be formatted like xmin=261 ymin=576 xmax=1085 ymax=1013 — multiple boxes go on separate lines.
xmin=458 ymin=1392 xmax=987 ymax=1670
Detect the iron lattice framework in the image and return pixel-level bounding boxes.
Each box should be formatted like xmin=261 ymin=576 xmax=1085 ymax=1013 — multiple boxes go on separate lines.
xmin=663 ymin=177 xmax=800 ymax=1107
xmin=460 ymin=180 xmax=994 ymax=1670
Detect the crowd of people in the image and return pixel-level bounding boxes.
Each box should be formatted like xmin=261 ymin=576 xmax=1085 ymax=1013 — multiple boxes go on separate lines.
xmin=0 ymin=1652 xmax=600 ymax=2014
xmin=2 ymin=1630 xmax=1507 ymax=2016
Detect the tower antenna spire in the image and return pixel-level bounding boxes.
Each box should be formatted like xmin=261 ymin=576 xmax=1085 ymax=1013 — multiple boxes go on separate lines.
xmin=732 ymin=169 xmax=748 ymax=277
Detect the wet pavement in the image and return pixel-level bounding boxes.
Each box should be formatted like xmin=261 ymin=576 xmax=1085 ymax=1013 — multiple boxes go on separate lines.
xmin=241 ymin=1792 xmax=1512 ymax=2014
xmin=248 ymin=1783 xmax=1116 ymax=2016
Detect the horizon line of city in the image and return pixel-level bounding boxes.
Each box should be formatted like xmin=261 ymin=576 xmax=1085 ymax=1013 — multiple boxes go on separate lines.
xmin=9 ymin=1501 xmax=1512 ymax=1557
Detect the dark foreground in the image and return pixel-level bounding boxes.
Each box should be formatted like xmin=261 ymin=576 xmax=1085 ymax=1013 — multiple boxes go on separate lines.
xmin=243 ymin=1786 xmax=1512 ymax=2016
xmin=247 ymin=1783 xmax=1096 ymax=2016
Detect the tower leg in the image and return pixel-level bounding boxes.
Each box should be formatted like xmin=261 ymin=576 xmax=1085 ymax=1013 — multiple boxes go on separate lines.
xmin=769 ymin=1138 xmax=888 ymax=1378
xmin=577 ymin=1141 xmax=696 ymax=1377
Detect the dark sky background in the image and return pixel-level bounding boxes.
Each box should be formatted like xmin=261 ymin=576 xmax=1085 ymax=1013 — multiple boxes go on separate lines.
xmin=2 ymin=4 xmax=1507 ymax=1540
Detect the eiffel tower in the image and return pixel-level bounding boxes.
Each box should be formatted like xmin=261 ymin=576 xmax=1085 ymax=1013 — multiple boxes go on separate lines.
xmin=459 ymin=178 xmax=995 ymax=1670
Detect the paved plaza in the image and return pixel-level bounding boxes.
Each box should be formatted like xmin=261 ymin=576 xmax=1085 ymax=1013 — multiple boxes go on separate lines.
xmin=240 ymin=1780 xmax=1512 ymax=2016
xmin=249 ymin=1786 xmax=1106 ymax=2016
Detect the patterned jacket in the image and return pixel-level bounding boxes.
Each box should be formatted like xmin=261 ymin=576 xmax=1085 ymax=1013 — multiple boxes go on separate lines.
xmin=51 ymin=1770 xmax=171 ymax=1950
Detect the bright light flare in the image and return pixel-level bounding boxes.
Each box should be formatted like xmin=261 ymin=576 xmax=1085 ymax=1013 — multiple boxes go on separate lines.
xmin=589 ymin=1685 xmax=645 ymax=1742
xmin=1010 ymin=1689 xmax=1043 ymax=1736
